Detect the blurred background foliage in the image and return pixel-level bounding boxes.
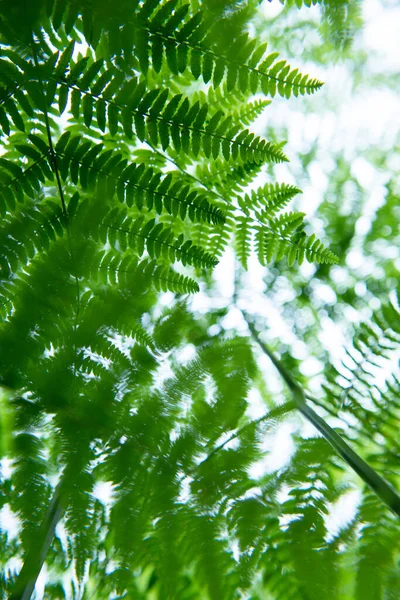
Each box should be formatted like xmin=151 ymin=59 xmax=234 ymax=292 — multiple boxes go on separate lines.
xmin=1 ymin=0 xmax=399 ymax=597
xmin=179 ymin=0 xmax=400 ymax=537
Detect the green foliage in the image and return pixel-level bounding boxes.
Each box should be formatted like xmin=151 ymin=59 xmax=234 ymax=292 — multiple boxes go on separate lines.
xmin=280 ymin=0 xmax=363 ymax=49
xmin=0 ymin=0 xmax=398 ymax=599
xmin=323 ymin=294 xmax=400 ymax=470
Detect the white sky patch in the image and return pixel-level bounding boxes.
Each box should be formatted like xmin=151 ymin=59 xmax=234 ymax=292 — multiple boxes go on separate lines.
xmin=0 ymin=504 xmax=20 ymax=540
xmin=311 ymin=281 xmax=337 ymax=305
xmin=351 ymin=157 xmax=377 ymax=190
xmin=345 ymin=247 xmax=366 ymax=270
xmin=299 ymin=356 xmax=323 ymax=378
xmin=159 ymin=291 xmax=175 ymax=307
xmin=34 ymin=565 xmax=48 ymax=600
xmin=325 ymin=489 xmax=361 ymax=542
xmin=246 ymin=388 xmax=268 ymax=420
xmin=213 ymin=247 xmax=236 ymax=299
xmin=93 ymin=480 xmax=115 ymax=505
xmin=220 ymin=306 xmax=244 ymax=330
xmin=317 ymin=315 xmax=347 ymax=362
xmin=214 ymin=430 xmax=240 ymax=452
xmin=175 ymin=343 xmax=196 ymax=364
xmin=249 ymin=421 xmax=297 ymax=478
xmin=363 ymin=1 xmax=400 ymax=72
xmin=0 ymin=458 xmax=13 ymax=479
xmin=177 ymin=475 xmax=192 ymax=504
xmin=262 ymin=1 xmax=284 ymax=19
xmin=3 ymin=557 xmax=23 ymax=583
xmin=152 ymin=356 xmax=174 ymax=389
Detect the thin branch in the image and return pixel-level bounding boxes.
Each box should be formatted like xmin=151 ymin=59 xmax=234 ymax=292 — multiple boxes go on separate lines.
xmin=9 ymin=480 xmax=66 ymax=600
xmin=243 ymin=313 xmax=400 ymax=518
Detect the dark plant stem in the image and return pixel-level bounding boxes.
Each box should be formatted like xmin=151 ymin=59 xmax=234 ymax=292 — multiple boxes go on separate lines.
xmin=30 ymin=40 xmax=67 ymax=219
xmin=9 ymin=481 xmax=65 ymax=599
xmin=244 ymin=314 xmax=400 ymax=518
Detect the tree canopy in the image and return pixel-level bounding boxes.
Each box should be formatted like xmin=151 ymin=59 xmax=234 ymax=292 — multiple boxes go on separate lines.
xmin=0 ymin=0 xmax=399 ymax=598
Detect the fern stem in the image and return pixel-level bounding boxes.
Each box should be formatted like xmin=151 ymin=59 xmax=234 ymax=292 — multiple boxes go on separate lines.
xmin=304 ymin=392 xmax=340 ymax=420
xmin=9 ymin=481 xmax=65 ymax=599
xmin=30 ymin=42 xmax=68 ymax=219
xmin=244 ymin=316 xmax=400 ymax=518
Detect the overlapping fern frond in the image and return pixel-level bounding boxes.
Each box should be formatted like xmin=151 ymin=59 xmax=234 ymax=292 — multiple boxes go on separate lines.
xmin=325 ymin=294 xmax=400 ymax=409
xmin=280 ymin=0 xmax=363 ymax=49
xmin=0 ymin=0 xmax=346 ymax=598
xmin=322 ymin=295 xmax=400 ymax=465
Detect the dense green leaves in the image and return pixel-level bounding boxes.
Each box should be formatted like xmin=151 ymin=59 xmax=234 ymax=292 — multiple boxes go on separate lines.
xmin=0 ymin=0 xmax=397 ymax=599
xmin=55 ymin=71 xmax=289 ymax=164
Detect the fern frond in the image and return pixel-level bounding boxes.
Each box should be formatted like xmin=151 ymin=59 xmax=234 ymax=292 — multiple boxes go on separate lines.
xmin=55 ymin=2 xmax=322 ymax=99
xmin=0 ymin=149 xmax=53 ymax=213
xmin=90 ymin=208 xmax=218 ymax=268
xmin=152 ymin=299 xmax=194 ymax=352
xmin=238 ymin=182 xmax=302 ymax=216
xmin=0 ymin=2 xmax=344 ymax=597
xmin=355 ymin=493 xmax=400 ymax=599
xmin=195 ymin=159 xmax=263 ymax=196
xmin=0 ymin=199 xmax=64 ymax=279
xmin=254 ymin=227 xmax=337 ymax=267
xmin=280 ymin=0 xmax=362 ymax=49
xmin=236 ymin=216 xmax=252 ymax=269
xmin=0 ymin=55 xmax=34 ymax=130
xmin=260 ymin=438 xmax=339 ymax=600
xmin=12 ymin=432 xmax=50 ymax=550
xmin=293 ymin=231 xmax=339 ymax=265
xmin=63 ymin=467 xmax=96 ymax=582
xmin=90 ymin=249 xmax=200 ymax=294
xmin=53 ymin=135 xmax=225 ymax=224
xmin=192 ymin=86 xmax=270 ymax=125
xmin=56 ymin=66 xmax=288 ymax=163
xmin=322 ymin=298 xmax=400 ymax=457
xmin=235 ymin=198 xmax=337 ymax=268
xmin=366 ymin=182 xmax=400 ymax=246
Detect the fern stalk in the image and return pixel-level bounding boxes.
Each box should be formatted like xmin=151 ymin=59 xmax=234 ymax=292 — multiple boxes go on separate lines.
xmin=30 ymin=40 xmax=68 ymax=219
xmin=9 ymin=481 xmax=65 ymax=599
xmin=245 ymin=318 xmax=400 ymax=518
